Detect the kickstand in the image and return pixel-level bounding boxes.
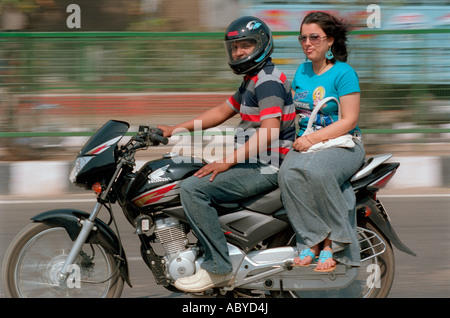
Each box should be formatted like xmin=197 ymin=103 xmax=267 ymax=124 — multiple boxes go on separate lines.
xmin=279 ymin=279 xmax=284 ymax=298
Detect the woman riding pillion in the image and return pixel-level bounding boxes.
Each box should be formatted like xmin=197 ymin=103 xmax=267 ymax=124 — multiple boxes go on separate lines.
xmin=279 ymin=11 xmax=365 ymax=272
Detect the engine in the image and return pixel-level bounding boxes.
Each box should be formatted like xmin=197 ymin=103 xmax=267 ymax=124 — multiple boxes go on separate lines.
xmin=153 ymin=215 xmax=200 ymax=280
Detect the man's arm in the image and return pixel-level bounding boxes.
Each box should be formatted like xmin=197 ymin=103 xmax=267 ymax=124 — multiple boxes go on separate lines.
xmin=193 ymin=117 xmax=281 ymax=181
xmin=157 ymin=101 xmax=236 ymax=137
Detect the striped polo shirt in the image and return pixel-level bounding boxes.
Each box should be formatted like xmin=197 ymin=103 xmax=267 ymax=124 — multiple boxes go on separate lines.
xmin=226 ymin=59 xmax=296 ymax=166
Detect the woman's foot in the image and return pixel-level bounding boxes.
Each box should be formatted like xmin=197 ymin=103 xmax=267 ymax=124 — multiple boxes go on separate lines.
xmin=314 ymin=246 xmax=337 ymax=272
xmin=293 ymin=246 xmax=319 ymax=266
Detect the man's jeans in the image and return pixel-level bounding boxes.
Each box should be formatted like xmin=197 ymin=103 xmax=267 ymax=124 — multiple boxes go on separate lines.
xmin=180 ymin=162 xmax=278 ymax=274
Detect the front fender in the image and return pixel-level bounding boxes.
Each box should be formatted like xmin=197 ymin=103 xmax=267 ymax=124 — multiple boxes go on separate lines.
xmin=31 ymin=209 xmax=132 ymax=287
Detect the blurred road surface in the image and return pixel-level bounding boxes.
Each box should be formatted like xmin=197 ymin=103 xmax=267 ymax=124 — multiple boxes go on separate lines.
xmin=0 ymin=191 xmax=449 ymax=298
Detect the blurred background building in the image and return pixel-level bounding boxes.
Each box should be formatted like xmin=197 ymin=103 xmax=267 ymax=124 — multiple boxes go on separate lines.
xmin=0 ymin=0 xmax=449 ymax=162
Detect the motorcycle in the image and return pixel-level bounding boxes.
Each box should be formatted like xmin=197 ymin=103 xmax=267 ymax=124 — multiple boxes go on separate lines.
xmin=2 ymin=120 xmax=415 ymax=298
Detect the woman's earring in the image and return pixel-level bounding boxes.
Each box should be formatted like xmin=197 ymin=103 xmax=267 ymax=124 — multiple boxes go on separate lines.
xmin=325 ymin=47 xmax=334 ymax=60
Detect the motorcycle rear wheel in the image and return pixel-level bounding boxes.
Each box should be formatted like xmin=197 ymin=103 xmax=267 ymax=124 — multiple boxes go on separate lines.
xmin=2 ymin=222 xmax=124 ymax=298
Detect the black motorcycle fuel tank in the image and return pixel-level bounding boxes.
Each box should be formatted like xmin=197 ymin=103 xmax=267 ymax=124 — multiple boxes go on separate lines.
xmin=126 ymin=154 xmax=204 ymax=212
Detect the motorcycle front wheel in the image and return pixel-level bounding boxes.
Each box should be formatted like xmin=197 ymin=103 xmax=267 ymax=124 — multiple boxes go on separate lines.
xmin=2 ymin=222 xmax=124 ymax=298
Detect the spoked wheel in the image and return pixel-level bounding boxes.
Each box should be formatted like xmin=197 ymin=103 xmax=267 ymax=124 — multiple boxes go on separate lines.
xmin=268 ymin=219 xmax=395 ymax=298
xmin=2 ymin=222 xmax=124 ymax=298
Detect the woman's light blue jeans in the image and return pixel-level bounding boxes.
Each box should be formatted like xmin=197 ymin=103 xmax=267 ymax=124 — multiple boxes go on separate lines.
xmin=278 ymin=140 xmax=365 ymax=266
xmin=180 ymin=162 xmax=278 ymax=274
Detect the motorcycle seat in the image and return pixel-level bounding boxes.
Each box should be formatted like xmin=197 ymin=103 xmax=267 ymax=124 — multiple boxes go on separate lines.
xmin=218 ymin=154 xmax=394 ymax=215
xmin=240 ymin=188 xmax=283 ymax=215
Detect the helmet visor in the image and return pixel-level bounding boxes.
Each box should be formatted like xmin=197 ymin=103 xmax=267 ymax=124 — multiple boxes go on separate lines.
xmin=224 ymin=38 xmax=258 ymax=65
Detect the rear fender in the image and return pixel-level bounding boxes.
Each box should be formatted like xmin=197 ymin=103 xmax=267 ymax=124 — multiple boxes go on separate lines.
xmin=357 ymin=198 xmax=416 ymax=257
xmin=31 ymin=209 xmax=132 ymax=287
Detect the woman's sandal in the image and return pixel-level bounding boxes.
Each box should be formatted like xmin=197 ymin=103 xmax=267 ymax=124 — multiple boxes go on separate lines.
xmin=293 ymin=248 xmax=318 ymax=267
xmin=313 ymin=250 xmax=336 ymax=272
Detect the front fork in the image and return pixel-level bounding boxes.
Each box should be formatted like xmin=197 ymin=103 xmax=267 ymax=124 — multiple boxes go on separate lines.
xmin=58 ymin=202 xmax=103 ymax=282
xmin=59 ymin=160 xmax=125 ymax=282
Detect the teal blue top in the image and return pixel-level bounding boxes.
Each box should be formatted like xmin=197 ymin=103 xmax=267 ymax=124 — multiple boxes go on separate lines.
xmin=292 ymin=60 xmax=361 ymax=136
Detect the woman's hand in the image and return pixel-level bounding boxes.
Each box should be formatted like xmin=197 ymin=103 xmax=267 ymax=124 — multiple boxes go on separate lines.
xmin=292 ymin=135 xmax=314 ymax=152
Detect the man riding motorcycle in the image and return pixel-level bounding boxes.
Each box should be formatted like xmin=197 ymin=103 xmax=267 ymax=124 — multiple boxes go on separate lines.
xmin=157 ymin=16 xmax=296 ymax=292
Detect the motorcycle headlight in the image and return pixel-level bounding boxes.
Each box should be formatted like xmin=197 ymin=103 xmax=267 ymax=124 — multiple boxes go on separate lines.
xmin=69 ymin=156 xmax=93 ymax=183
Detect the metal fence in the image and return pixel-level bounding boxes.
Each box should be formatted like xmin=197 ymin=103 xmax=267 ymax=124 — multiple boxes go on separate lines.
xmin=0 ymin=30 xmax=449 ymax=158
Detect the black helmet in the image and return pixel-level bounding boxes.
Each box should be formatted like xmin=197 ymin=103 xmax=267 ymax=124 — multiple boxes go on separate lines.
xmin=224 ymin=16 xmax=274 ymax=75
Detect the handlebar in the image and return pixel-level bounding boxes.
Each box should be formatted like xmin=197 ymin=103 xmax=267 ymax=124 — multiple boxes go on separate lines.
xmin=138 ymin=125 xmax=169 ymax=146
xmin=149 ymin=128 xmax=169 ymax=145
xmin=118 ymin=125 xmax=169 ymax=164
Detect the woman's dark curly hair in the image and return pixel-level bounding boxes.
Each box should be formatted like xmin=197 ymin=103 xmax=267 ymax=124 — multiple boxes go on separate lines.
xmin=301 ymin=11 xmax=351 ymax=63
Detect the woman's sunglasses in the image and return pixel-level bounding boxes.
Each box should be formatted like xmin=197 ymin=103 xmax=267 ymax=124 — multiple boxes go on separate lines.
xmin=298 ymin=34 xmax=328 ymax=45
